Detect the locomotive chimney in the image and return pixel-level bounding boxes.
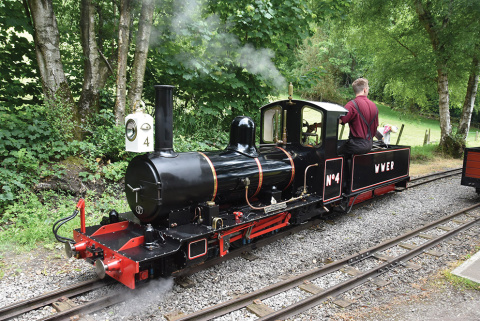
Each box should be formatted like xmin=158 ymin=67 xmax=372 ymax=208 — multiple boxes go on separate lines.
xmin=154 ymin=85 xmax=178 ymax=157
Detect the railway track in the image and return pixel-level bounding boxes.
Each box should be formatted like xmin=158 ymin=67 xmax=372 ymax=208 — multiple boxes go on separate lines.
xmin=175 ymin=202 xmax=480 ymax=321
xmin=408 ymin=167 xmax=462 ymax=188
xmin=0 ymin=168 xmax=466 ymax=321
xmin=0 ymin=278 xmax=114 ymax=321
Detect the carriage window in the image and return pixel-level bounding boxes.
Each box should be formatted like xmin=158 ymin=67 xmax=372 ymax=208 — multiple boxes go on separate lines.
xmin=262 ymin=106 xmax=282 ymax=143
xmin=301 ymin=106 xmax=323 ymax=147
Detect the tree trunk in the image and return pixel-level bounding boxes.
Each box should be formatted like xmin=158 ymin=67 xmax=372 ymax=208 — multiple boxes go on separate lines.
xmin=414 ymin=0 xmax=453 ymax=148
xmin=437 ymin=67 xmax=452 ymax=145
xmin=27 ymin=0 xmax=80 ymax=139
xmin=78 ymin=0 xmax=113 ymax=127
xmin=457 ymin=52 xmax=480 ymax=140
xmin=114 ymin=0 xmax=132 ymax=125
xmin=126 ymin=0 xmax=155 ymax=112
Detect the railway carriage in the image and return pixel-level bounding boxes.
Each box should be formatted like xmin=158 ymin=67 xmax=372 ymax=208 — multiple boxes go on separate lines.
xmin=60 ymin=85 xmax=410 ymax=289
xmin=461 ymin=147 xmax=480 ymax=193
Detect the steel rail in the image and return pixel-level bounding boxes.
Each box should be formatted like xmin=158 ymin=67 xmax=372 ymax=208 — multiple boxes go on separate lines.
xmin=259 ymin=206 xmax=480 ymax=320
xmin=38 ymin=291 xmax=127 ymax=321
xmin=408 ymin=168 xmax=462 ymax=187
xmin=176 ymin=202 xmax=480 ymax=321
xmin=409 ymin=167 xmax=462 ymax=183
xmin=0 ymin=278 xmax=110 ymax=321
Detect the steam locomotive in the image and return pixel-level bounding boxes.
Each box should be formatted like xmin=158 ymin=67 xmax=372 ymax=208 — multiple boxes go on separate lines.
xmin=61 ymin=85 xmax=410 ymax=289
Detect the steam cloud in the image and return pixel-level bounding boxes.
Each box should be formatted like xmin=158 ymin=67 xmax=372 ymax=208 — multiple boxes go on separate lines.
xmin=237 ymin=44 xmax=285 ymax=89
xmin=115 ymin=277 xmax=174 ymax=318
xmin=167 ymin=0 xmax=286 ymax=90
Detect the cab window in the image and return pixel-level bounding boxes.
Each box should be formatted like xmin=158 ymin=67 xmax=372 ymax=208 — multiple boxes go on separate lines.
xmin=262 ymin=106 xmax=282 ymax=143
xmin=301 ymin=106 xmax=323 ymax=147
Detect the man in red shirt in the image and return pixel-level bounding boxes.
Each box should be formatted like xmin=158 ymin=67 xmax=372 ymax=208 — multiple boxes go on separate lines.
xmin=338 ymin=78 xmax=383 ymax=155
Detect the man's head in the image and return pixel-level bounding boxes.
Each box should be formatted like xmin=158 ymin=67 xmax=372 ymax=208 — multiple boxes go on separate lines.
xmin=352 ymin=78 xmax=369 ymax=96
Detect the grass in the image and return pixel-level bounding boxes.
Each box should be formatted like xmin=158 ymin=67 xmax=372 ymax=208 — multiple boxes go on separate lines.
xmin=443 ymin=271 xmax=480 ymax=290
xmin=0 ymin=188 xmax=129 ymax=253
xmin=376 ymin=102 xmax=479 ymax=147
xmin=442 ymin=249 xmax=480 ymax=291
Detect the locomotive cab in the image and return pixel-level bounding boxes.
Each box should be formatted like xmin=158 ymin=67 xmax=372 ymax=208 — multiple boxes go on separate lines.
xmin=259 ymin=100 xmax=348 ymax=201
xmin=259 ymin=99 xmax=410 ymax=206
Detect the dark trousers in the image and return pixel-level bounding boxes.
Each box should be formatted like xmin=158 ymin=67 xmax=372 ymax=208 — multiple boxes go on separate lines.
xmin=338 ymin=137 xmax=373 ymax=156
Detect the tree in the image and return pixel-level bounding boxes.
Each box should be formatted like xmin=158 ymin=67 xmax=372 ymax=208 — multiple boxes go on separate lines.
xmin=114 ymin=0 xmax=132 ymax=125
xmin=143 ymin=0 xmax=316 ymax=133
xmin=78 ymin=0 xmax=113 ymax=124
xmin=413 ymin=0 xmax=452 ymax=147
xmin=127 ymin=0 xmax=155 ymax=112
xmin=26 ymin=0 xmax=80 ymax=139
xmin=340 ymin=0 xmax=480 ymax=156
xmin=458 ymin=48 xmax=480 ymax=139
xmin=20 ymin=0 xmax=316 ymax=139
xmin=24 ymin=0 xmax=158 ymax=133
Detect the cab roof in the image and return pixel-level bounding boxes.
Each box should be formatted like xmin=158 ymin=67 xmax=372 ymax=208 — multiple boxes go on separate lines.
xmin=261 ymin=100 xmax=347 ymax=114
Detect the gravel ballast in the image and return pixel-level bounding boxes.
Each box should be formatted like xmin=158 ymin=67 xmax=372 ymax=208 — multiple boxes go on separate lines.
xmin=1 ymin=175 xmax=479 ymax=321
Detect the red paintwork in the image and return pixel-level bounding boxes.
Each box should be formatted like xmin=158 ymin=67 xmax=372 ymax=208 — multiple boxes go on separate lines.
xmin=76 ymin=199 xmax=86 ymax=234
xmin=218 ymin=212 xmax=291 ymax=256
xmin=348 ymin=183 xmax=396 ymax=206
xmin=118 ymin=236 xmax=145 ymax=251
xmin=91 ymin=221 xmax=130 ymax=236
xmin=73 ymin=229 xmax=141 ymax=289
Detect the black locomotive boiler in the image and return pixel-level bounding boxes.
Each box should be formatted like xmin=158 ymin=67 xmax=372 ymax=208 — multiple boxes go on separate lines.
xmin=63 ymin=85 xmax=410 ymax=289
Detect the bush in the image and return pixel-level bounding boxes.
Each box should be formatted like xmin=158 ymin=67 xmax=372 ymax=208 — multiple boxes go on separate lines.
xmin=0 ymin=106 xmax=132 ymax=209
xmin=82 ymin=109 xmax=129 ymax=162
xmin=0 ymin=104 xmax=77 ymax=207
xmin=0 ymin=189 xmax=129 ymax=251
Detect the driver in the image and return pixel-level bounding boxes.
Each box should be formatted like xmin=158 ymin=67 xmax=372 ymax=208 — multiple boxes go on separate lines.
xmin=302 ymin=121 xmax=322 ymax=144
xmin=338 ymin=78 xmax=383 ymax=155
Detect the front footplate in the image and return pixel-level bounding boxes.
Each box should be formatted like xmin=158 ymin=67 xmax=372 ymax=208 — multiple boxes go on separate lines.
xmin=70 ymin=221 xmax=179 ymax=289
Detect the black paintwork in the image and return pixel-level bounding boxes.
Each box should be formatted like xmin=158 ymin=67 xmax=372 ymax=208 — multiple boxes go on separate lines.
xmin=350 ymin=148 xmax=410 ymax=193
xmin=76 ymin=95 xmax=412 ymax=283
xmin=154 ymin=85 xmax=177 ymax=157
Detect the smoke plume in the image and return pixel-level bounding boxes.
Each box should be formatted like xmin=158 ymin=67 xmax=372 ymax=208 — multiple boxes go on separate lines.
xmin=165 ymin=0 xmax=286 ymax=90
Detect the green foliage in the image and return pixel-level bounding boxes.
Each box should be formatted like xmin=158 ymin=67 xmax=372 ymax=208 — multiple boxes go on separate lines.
xmin=410 ymin=144 xmax=438 ymax=163
xmin=0 ymin=104 xmax=75 ymax=205
xmin=443 ymin=270 xmax=480 ymax=290
xmin=311 ymin=0 xmax=353 ymax=21
xmin=174 ymin=128 xmax=229 ymax=152
xmin=341 ymin=0 xmax=480 ymax=117
xmin=102 ymin=161 xmax=129 ymax=181
xmin=0 ymin=105 xmax=131 ymax=208
xmin=208 ymin=0 xmax=314 ymax=59
xmin=0 ymin=190 xmax=129 ymax=251
xmin=83 ymin=110 xmax=129 ymax=162
xmin=0 ymin=0 xmax=42 ymax=107
xmin=71 ymin=110 xmax=132 ymax=182
xmin=293 ymin=26 xmax=353 ymax=103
